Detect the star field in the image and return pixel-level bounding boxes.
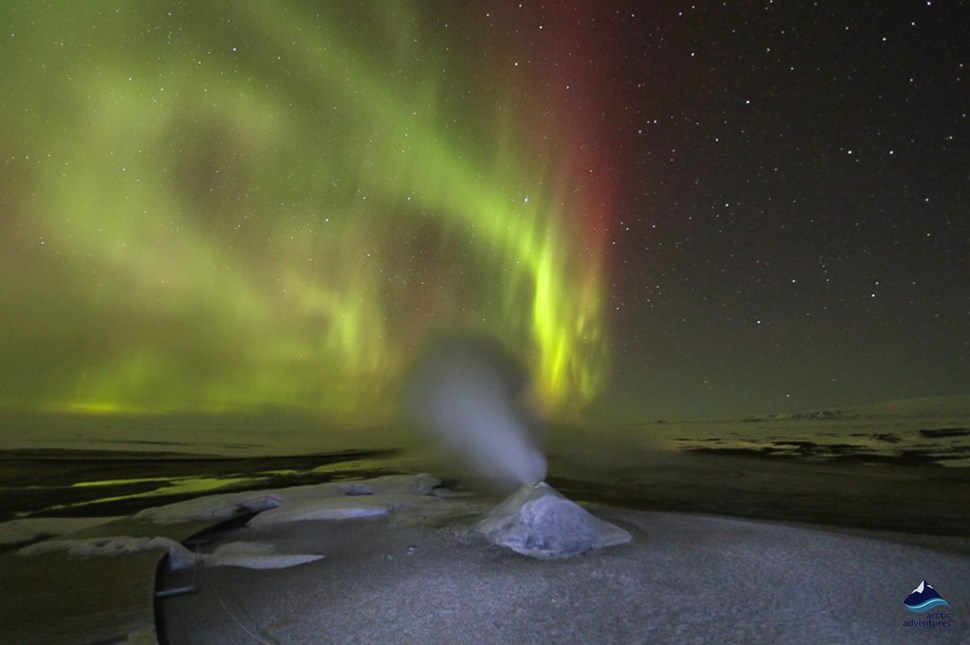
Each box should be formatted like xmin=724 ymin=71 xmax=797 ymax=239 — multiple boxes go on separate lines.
xmin=1 ymin=1 xmax=967 ymax=422
xmin=556 ymin=0 xmax=968 ymax=418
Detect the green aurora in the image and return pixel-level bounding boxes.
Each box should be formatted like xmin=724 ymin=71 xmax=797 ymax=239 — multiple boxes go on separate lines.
xmin=0 ymin=2 xmax=616 ymax=420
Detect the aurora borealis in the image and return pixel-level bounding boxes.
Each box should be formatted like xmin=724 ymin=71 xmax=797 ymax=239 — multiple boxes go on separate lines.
xmin=1 ymin=2 xmax=617 ymax=419
xmin=2 ymin=1 xmax=968 ymax=425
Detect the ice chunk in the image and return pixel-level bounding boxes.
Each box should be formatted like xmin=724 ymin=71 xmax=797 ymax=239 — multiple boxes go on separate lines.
xmin=248 ymin=498 xmax=391 ymax=527
xmin=476 ymin=482 xmax=632 ymax=559
xmin=126 ymin=474 xmax=441 ymax=530
xmin=341 ymin=483 xmax=375 ymax=496
xmin=411 ymin=472 xmax=442 ymax=495
xmin=205 ymin=541 xmax=324 ymax=569
xmin=17 ymin=536 xmax=198 ymax=570
xmin=134 ymin=491 xmax=282 ymax=524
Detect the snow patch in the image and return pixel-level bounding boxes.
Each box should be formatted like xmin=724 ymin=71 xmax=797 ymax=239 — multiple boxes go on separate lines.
xmin=17 ymin=536 xmax=198 ymax=570
xmin=132 ymin=474 xmax=441 ymax=526
xmin=0 ymin=517 xmax=120 ymax=546
xmin=134 ymin=491 xmax=282 ymax=524
xmin=248 ymin=498 xmax=391 ymax=527
xmin=205 ymin=541 xmax=324 ymax=569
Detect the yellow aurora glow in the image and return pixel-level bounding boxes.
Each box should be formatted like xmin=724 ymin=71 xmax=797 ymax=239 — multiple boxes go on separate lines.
xmin=0 ymin=2 xmax=611 ymax=419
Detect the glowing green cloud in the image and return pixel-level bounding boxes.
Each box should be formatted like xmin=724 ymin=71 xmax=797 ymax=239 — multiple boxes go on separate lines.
xmin=0 ymin=2 xmax=611 ymax=419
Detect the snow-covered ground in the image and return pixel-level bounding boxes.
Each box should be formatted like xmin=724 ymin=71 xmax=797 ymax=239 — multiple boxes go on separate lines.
xmin=136 ymin=473 xmax=968 ymax=644
xmin=6 ymin=472 xmax=968 ymax=643
xmin=2 ymin=395 xmax=968 ymax=641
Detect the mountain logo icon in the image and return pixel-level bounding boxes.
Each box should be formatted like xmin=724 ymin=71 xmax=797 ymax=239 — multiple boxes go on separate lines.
xmin=903 ymin=580 xmax=950 ymax=613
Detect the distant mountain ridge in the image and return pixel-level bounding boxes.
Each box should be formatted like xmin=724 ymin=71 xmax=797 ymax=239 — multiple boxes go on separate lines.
xmin=738 ymin=394 xmax=970 ymax=424
xmin=741 ymin=409 xmax=856 ymax=422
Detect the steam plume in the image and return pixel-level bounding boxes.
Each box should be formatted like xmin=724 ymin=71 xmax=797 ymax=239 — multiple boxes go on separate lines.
xmin=404 ymin=337 xmax=546 ymax=487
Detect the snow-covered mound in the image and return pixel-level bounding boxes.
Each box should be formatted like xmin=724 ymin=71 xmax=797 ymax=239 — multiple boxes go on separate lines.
xmin=476 ymin=482 xmax=632 ymax=559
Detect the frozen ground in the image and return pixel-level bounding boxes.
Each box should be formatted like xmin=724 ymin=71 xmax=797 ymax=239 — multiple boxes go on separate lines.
xmin=1 ymin=396 xmax=968 ymax=642
xmin=2 ymin=396 xmax=967 ymax=540
xmin=148 ymin=474 xmax=968 ymax=644
xmin=2 ymin=473 xmax=967 ymax=643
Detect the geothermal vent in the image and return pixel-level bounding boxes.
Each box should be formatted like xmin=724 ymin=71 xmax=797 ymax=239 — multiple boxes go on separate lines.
xmin=476 ymin=482 xmax=632 ymax=559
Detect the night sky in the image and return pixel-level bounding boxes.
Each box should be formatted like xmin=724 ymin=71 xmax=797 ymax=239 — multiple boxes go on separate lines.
xmin=1 ymin=1 xmax=967 ymax=423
